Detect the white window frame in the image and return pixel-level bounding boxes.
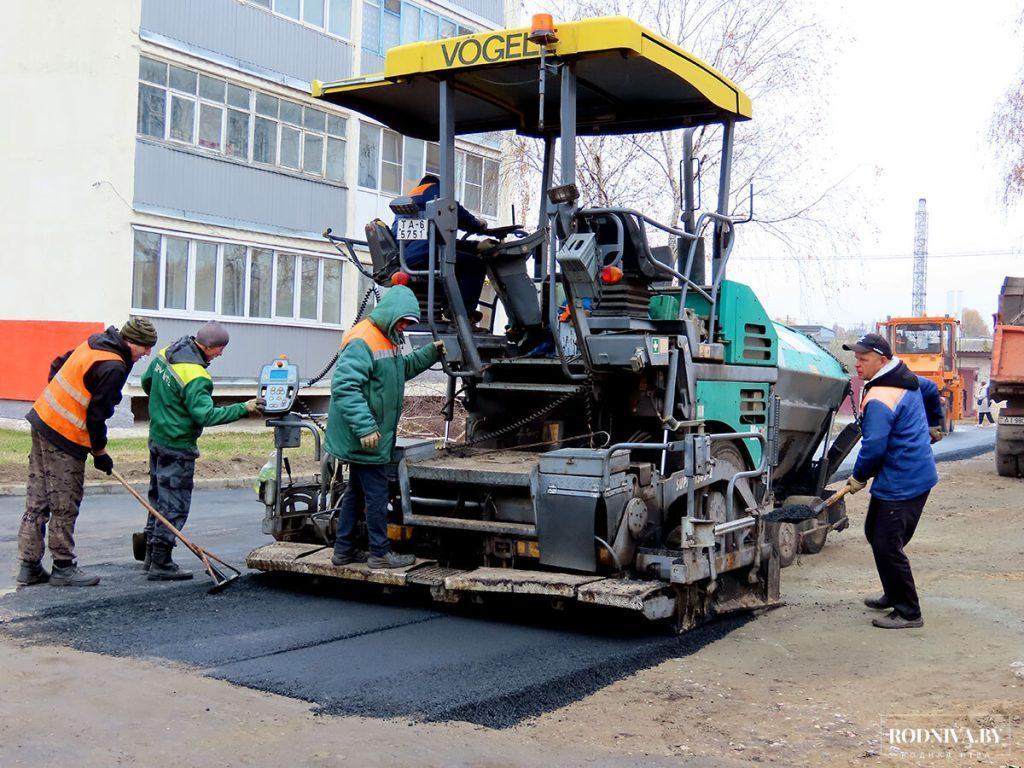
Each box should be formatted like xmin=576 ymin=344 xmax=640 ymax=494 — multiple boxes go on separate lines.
xmin=244 ymin=0 xmax=354 ymax=43
xmin=137 ymin=55 xmax=349 ymax=186
xmin=130 ymin=227 xmax=347 ymax=328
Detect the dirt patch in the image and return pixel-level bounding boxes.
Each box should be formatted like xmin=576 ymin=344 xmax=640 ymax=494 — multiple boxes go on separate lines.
xmin=514 ymin=455 xmax=1024 ymax=765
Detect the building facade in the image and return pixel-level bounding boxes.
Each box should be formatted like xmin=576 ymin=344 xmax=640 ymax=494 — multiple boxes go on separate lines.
xmin=0 ymin=0 xmax=511 ymax=415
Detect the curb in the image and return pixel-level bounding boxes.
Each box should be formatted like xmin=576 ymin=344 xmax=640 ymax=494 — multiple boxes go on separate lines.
xmin=0 ymin=476 xmax=259 ymax=498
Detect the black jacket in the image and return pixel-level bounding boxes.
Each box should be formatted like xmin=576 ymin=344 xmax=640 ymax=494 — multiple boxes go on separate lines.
xmin=27 ymin=326 xmax=134 ymax=459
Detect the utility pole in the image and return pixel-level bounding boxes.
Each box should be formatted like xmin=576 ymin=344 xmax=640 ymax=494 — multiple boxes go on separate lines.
xmin=912 ymin=198 xmax=928 ymax=316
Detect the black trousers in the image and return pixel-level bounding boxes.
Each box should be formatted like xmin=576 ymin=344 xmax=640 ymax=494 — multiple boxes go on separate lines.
xmin=864 ymin=490 xmax=929 ymax=620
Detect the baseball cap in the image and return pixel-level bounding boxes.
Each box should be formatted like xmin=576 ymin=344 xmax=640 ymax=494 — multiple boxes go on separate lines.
xmin=842 ymin=332 xmax=892 ymax=358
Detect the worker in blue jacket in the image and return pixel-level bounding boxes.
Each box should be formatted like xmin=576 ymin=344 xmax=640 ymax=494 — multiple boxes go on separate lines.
xmin=392 ymin=174 xmax=490 ymax=320
xmin=842 ymin=333 xmax=938 ymax=630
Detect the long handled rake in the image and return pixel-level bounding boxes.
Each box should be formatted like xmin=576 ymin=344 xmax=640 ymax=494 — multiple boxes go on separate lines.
xmin=112 ymin=469 xmax=241 ymax=593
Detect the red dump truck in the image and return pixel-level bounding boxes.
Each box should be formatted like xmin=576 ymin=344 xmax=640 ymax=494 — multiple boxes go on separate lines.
xmin=992 ymin=276 xmax=1024 ymax=477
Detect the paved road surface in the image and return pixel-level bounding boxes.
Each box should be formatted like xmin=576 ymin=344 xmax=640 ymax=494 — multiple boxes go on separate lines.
xmin=0 ymin=428 xmax=994 ymax=727
xmin=0 ymin=487 xmax=742 ymax=728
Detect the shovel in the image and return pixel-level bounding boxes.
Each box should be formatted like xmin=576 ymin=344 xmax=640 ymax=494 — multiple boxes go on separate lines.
xmin=111 ymin=469 xmax=241 ymax=593
xmin=761 ymin=484 xmax=854 ymax=524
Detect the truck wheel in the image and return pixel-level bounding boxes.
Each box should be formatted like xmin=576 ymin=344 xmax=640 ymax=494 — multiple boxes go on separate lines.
xmin=995 ymin=450 xmax=1020 ymax=478
xmin=799 ymin=526 xmax=828 ymax=555
xmin=770 ymin=522 xmax=798 ymax=568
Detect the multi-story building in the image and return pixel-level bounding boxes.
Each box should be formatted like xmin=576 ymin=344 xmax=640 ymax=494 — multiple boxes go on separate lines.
xmin=1 ymin=0 xmax=511 ymax=417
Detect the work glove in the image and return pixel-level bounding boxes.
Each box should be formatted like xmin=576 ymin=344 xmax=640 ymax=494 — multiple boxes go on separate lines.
xmin=929 ymin=426 xmax=943 ymax=444
xmin=92 ymin=452 xmax=113 ymax=476
xmin=433 ymin=339 xmax=446 ymax=355
xmin=360 ymin=431 xmax=381 ymax=450
xmin=244 ymin=398 xmax=265 ymax=413
xmin=845 ymin=476 xmax=866 ymax=495
xmin=475 ymin=216 xmax=489 ymax=232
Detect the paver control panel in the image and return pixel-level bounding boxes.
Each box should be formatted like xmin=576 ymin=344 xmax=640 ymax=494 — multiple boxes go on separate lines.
xmin=257 ymin=357 xmax=299 ymax=414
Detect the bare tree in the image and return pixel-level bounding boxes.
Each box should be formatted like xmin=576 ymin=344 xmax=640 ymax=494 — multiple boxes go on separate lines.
xmin=990 ymin=10 xmax=1024 ymax=205
xmin=504 ymin=0 xmax=865 ymax=263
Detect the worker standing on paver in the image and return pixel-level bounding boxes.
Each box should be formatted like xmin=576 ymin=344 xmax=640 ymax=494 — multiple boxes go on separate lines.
xmin=842 ymin=333 xmax=938 ymax=629
xmin=327 ymin=286 xmax=442 ymax=569
xmin=16 ymin=318 xmax=157 ymax=587
xmin=140 ymin=321 xmax=261 ymax=581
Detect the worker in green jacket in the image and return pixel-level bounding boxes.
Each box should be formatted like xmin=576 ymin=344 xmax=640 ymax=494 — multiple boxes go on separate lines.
xmin=327 ymin=286 xmax=442 ymax=569
xmin=139 ymin=321 xmax=261 ymax=580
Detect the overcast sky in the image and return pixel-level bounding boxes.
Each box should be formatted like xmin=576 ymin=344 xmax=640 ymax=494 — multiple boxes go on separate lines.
xmin=728 ymin=0 xmax=1024 ymax=330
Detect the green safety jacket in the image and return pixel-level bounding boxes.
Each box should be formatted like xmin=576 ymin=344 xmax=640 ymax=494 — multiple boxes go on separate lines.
xmin=326 ymin=286 xmax=439 ymax=464
xmin=141 ymin=336 xmax=249 ymax=451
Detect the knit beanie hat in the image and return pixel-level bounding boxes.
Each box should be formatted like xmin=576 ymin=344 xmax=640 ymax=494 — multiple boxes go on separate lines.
xmin=196 ymin=320 xmax=230 ymax=348
xmin=120 ymin=316 xmax=158 ymax=347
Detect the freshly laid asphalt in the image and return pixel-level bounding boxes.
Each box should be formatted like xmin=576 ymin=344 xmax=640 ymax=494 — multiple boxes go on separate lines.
xmin=0 ymin=487 xmax=743 ymax=727
xmin=0 ymin=426 xmax=995 ymax=726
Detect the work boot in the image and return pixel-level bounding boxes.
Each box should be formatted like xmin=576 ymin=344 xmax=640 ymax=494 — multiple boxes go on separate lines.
xmin=49 ymin=563 xmax=100 ymax=587
xmin=142 ymin=541 xmax=152 ymax=572
xmin=367 ymin=551 xmax=415 ymax=569
xmin=872 ymin=611 xmax=924 ymax=629
xmin=16 ymin=560 xmax=49 ymax=586
xmin=331 ymin=548 xmax=368 ymax=566
xmin=147 ymin=543 xmax=193 ymax=581
xmin=863 ymin=593 xmax=891 ymax=610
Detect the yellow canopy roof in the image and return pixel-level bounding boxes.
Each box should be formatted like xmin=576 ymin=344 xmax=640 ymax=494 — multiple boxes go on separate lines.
xmin=313 ymin=16 xmax=751 ymax=139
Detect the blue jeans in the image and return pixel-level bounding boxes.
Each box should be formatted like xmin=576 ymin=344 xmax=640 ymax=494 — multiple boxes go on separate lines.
xmin=334 ymin=463 xmax=391 ymax=557
xmin=144 ymin=442 xmax=199 ymax=547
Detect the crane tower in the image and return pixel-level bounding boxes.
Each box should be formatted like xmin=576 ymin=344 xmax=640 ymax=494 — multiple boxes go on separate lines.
xmin=911 ymin=198 xmax=928 ymax=315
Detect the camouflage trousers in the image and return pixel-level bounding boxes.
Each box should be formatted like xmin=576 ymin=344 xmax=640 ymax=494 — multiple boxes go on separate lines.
xmin=18 ymin=428 xmax=86 ymax=564
xmin=143 ymin=441 xmax=199 ymax=547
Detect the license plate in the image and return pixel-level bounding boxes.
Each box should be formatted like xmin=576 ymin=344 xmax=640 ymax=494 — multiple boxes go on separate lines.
xmin=999 ymin=415 xmax=1024 ymax=425
xmin=397 ymin=218 xmax=428 ymax=240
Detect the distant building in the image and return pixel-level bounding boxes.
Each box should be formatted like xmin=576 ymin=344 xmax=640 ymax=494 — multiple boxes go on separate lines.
xmin=790 ymin=324 xmax=836 ymax=344
xmin=960 ymin=336 xmax=994 ymax=395
xmin=1 ymin=0 xmax=512 ymax=417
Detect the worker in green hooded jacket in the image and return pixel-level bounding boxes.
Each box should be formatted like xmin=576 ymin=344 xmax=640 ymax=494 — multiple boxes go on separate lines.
xmin=327 ymin=285 xmax=442 ymax=569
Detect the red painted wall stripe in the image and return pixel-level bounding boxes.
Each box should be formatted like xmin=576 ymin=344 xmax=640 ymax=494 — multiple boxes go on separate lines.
xmin=0 ymin=320 xmax=105 ymax=401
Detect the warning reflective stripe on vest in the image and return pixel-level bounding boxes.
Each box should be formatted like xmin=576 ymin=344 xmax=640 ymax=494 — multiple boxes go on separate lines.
xmin=31 ymin=340 xmax=124 ymax=449
xmin=52 ymin=371 xmax=90 ymax=407
xmin=42 ymin=388 xmax=86 ymax=429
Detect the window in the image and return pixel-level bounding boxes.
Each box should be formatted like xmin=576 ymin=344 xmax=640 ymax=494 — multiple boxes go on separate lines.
xmin=361 ymin=0 xmax=466 ymax=59
xmin=362 ymin=0 xmax=381 ymax=53
xmin=221 ymin=245 xmax=247 ymax=316
xmin=328 ymin=0 xmax=352 ymax=37
xmin=893 ymin=323 xmax=942 ymax=355
xmin=132 ymin=231 xmax=160 ymax=310
xmin=136 ymin=56 xmax=347 ymax=182
xmin=253 ymin=117 xmax=278 ymax=164
xmin=300 ymin=256 xmax=320 ymax=319
xmin=280 ymin=125 xmax=301 ymax=169
xmin=131 ymin=230 xmax=345 ymax=325
xmin=381 ymin=129 xmax=402 ymax=194
xmin=248 ymin=0 xmax=351 ymax=39
xmin=403 ymin=137 xmax=425 ymax=193
xmin=194 ymin=242 xmax=218 ymax=312
xmin=481 ymin=157 xmax=499 ymax=217
xmin=322 ymin=258 xmax=343 ymax=324
xmin=164 ymin=236 xmax=189 ymax=310
xmin=425 ymin=142 xmax=440 ymax=174
xmin=358 ymin=123 xmax=496 ymax=218
xmin=276 ymin=0 xmax=300 ymax=18
xmin=464 ymin=154 xmax=482 ymax=211
xmin=249 ymin=249 xmax=274 ymax=318
xmin=275 ymin=253 xmax=296 ymax=317
xmin=358 ymin=123 xmax=381 ymax=188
